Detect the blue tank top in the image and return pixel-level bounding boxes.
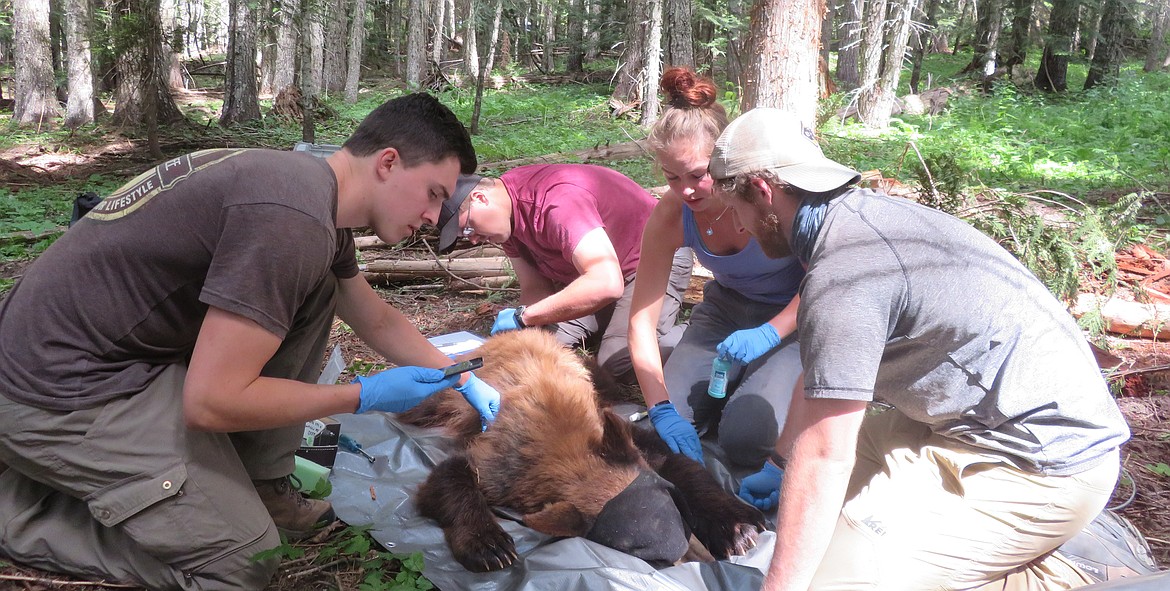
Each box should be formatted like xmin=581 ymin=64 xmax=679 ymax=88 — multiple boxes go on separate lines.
xmin=682 ymin=207 xmax=804 ymax=306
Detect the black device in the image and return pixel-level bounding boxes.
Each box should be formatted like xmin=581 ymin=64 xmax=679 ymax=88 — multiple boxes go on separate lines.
xmin=442 ymin=357 xmax=484 ymax=378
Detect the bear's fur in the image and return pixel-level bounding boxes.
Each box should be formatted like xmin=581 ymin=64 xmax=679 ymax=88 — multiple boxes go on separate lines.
xmin=398 ymin=329 xmax=765 ymax=572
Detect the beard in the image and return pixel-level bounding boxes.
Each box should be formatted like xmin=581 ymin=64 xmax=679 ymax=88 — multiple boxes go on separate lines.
xmin=754 ymin=210 xmax=792 ymax=259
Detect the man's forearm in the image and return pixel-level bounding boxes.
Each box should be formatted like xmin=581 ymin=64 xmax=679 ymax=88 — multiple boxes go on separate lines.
xmin=520 ymin=274 xmax=623 ymax=326
xmin=763 ymin=448 xmax=854 ymax=591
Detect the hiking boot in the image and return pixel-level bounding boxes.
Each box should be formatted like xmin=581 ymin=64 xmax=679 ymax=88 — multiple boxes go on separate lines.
xmin=253 ymin=476 xmax=336 ymax=540
xmin=1054 ymin=509 xmax=1159 ymax=583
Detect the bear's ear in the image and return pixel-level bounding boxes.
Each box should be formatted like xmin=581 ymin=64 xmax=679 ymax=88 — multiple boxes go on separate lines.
xmin=595 ymin=409 xmax=641 ymax=465
xmin=524 ymin=501 xmax=592 ymax=537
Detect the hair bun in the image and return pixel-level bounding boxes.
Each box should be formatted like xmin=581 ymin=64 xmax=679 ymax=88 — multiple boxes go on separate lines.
xmin=660 ymin=67 xmax=717 ymax=110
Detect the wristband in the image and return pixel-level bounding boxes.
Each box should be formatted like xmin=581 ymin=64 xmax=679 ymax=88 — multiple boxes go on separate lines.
xmin=514 ymin=305 xmax=528 ymax=328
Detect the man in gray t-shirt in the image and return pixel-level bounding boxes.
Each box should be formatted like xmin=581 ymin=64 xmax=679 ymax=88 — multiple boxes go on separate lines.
xmin=0 ymin=94 xmax=501 ymax=589
xmin=708 ymin=109 xmax=1129 ymax=591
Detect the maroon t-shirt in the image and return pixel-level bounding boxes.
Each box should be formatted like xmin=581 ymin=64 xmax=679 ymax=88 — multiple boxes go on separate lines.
xmin=500 ymin=164 xmax=655 ymax=286
xmin=0 ymin=149 xmax=358 ymax=411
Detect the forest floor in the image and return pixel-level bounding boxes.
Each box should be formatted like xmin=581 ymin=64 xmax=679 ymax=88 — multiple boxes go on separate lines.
xmin=0 ymin=126 xmax=1166 ymax=590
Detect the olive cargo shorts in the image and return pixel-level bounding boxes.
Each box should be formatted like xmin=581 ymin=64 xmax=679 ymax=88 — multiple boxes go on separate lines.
xmin=0 ymin=277 xmax=337 ymax=589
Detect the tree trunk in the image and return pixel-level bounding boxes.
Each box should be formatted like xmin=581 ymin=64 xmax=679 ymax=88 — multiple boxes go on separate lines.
xmin=258 ymin=0 xmax=277 ymax=95
xmin=324 ymin=0 xmax=349 ymax=93
xmin=406 ymin=0 xmax=427 ymax=86
xmin=855 ymin=0 xmax=886 ymax=119
xmin=664 ymin=0 xmax=695 ymax=69
xmin=642 ymin=0 xmax=663 ymax=126
xmin=345 ymin=0 xmax=368 ymax=101
xmin=836 ymin=0 xmax=861 ymax=89
xmin=64 ymin=0 xmax=96 ymax=128
xmin=111 ymin=0 xmax=183 ymax=127
xmin=741 ymin=0 xmax=822 ymax=123
xmin=273 ymin=0 xmax=300 ymax=93
xmin=1035 ymin=0 xmax=1079 ymax=92
xmin=541 ymin=0 xmax=554 ymax=74
xmin=910 ymin=0 xmax=942 ymax=93
xmin=611 ymin=0 xmax=658 ymax=114
xmin=566 ymin=0 xmax=585 ymax=72
xmin=462 ymin=0 xmax=481 ymax=78
xmin=220 ymin=0 xmax=262 ymax=125
xmin=962 ymin=0 xmax=1003 ymax=88
xmin=1145 ymin=0 xmax=1169 ymax=72
xmin=584 ymin=0 xmax=600 ymax=60
xmin=1080 ymin=0 xmax=1103 ymax=61
xmin=1083 ymin=0 xmax=1129 ymax=89
xmin=13 ymin=0 xmax=61 ymax=126
xmin=471 ymin=0 xmax=504 ymax=133
xmin=859 ymin=0 xmax=919 ymax=128
xmin=159 ymin=1 xmax=184 ymax=90
xmin=300 ymin=0 xmax=318 ymax=142
xmin=309 ymin=7 xmax=326 ymax=95
xmin=432 ymin=0 xmax=446 ymax=67
xmin=1001 ymin=0 xmax=1034 ymax=67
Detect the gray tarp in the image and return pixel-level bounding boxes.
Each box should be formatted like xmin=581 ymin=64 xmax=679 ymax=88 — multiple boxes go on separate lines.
xmin=328 ymin=409 xmax=774 ymax=591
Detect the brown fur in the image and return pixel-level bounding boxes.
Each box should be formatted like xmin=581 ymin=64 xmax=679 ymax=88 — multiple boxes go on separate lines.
xmin=399 ymin=330 xmax=764 ymax=572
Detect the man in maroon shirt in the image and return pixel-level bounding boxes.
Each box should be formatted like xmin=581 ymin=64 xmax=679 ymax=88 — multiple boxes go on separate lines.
xmin=437 ymin=164 xmax=692 ymax=383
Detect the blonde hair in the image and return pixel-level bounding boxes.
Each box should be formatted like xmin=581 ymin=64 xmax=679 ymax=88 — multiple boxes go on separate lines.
xmin=647 ymin=68 xmax=730 ymax=157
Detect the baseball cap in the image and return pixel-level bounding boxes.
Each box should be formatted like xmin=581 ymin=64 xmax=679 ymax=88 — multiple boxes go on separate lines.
xmin=437 ymin=174 xmax=483 ymax=252
xmin=709 ymin=108 xmax=860 ymax=192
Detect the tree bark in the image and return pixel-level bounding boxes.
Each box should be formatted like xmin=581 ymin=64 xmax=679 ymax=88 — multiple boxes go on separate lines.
xmin=220 ymin=0 xmax=262 ymax=125
xmin=835 ymin=0 xmax=862 ymax=89
xmin=1145 ymin=0 xmax=1169 ymax=73
xmin=1080 ymin=0 xmax=1103 ymax=61
xmin=541 ymin=0 xmax=555 ymax=74
xmin=1035 ymin=0 xmax=1079 ymax=92
xmin=345 ymin=0 xmax=368 ymax=102
xmin=406 ymin=0 xmax=428 ymax=86
xmin=1083 ymin=0 xmax=1130 ymax=89
xmin=64 ymin=0 xmax=96 ymax=128
xmin=273 ymin=0 xmax=300 ymax=93
xmin=13 ymin=0 xmax=61 ymax=126
xmin=910 ymin=0 xmax=942 ymax=93
xmin=566 ymin=0 xmax=585 ymax=72
xmin=324 ymin=0 xmax=349 ymax=93
xmin=1002 ymin=0 xmax=1034 ymax=67
xmin=111 ymin=0 xmax=183 ymax=127
xmin=432 ymin=0 xmax=446 ymax=67
xmin=471 ymin=0 xmax=504 ymax=133
xmin=858 ymin=0 xmax=919 ymax=128
xmin=742 ymin=0 xmax=822 ymax=123
xmin=961 ymin=0 xmax=1004 ymax=88
xmin=664 ymin=0 xmax=695 ymax=69
xmin=309 ymin=6 xmax=326 ymax=95
xmin=854 ymin=0 xmax=886 ymax=120
xmin=611 ymin=0 xmax=663 ymax=126
xmin=462 ymin=0 xmax=481 ymax=78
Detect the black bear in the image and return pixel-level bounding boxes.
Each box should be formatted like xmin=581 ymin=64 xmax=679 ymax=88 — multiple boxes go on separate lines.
xmin=397 ymin=329 xmax=765 ymax=572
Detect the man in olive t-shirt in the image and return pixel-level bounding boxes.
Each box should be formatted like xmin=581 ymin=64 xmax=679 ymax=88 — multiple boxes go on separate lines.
xmin=0 ymin=94 xmax=501 ymax=590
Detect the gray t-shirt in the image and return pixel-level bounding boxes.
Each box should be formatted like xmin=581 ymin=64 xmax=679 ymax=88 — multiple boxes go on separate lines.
xmin=799 ymin=188 xmax=1129 ymax=476
xmin=0 ymin=149 xmax=359 ymax=411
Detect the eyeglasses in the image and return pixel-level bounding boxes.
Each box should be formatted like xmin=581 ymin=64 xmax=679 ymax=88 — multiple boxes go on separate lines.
xmin=459 ymin=199 xmax=476 ymax=238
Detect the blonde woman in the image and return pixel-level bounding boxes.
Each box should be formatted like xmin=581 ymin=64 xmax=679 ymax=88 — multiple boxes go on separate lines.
xmin=628 ymin=68 xmax=803 ymax=508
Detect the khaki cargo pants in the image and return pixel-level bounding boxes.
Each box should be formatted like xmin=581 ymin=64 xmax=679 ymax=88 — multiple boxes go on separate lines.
xmin=0 ymin=277 xmax=336 ymax=590
xmin=810 ymin=409 xmax=1120 ymax=591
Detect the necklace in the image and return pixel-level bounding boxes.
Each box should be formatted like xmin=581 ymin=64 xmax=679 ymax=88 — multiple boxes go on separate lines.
xmin=705 ymin=207 xmax=731 ymax=236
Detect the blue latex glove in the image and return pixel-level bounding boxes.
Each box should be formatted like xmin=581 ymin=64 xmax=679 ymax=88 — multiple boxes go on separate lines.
xmin=354 ymin=366 xmax=460 ymax=414
xmin=738 ymin=460 xmax=784 ymax=511
xmin=716 ymin=323 xmax=781 ymax=365
xmin=455 ymin=373 xmax=501 ymax=430
xmin=491 ymin=308 xmax=525 ymax=335
xmin=647 ymin=402 xmax=704 ymax=465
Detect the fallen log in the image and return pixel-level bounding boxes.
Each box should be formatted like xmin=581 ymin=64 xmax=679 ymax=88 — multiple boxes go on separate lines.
xmin=1071 ymin=293 xmax=1170 ymax=340
xmin=360 ymin=257 xmax=511 ymax=278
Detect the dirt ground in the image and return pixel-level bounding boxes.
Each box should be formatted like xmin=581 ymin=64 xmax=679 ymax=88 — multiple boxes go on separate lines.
xmin=0 ymin=138 xmax=1167 ymax=589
